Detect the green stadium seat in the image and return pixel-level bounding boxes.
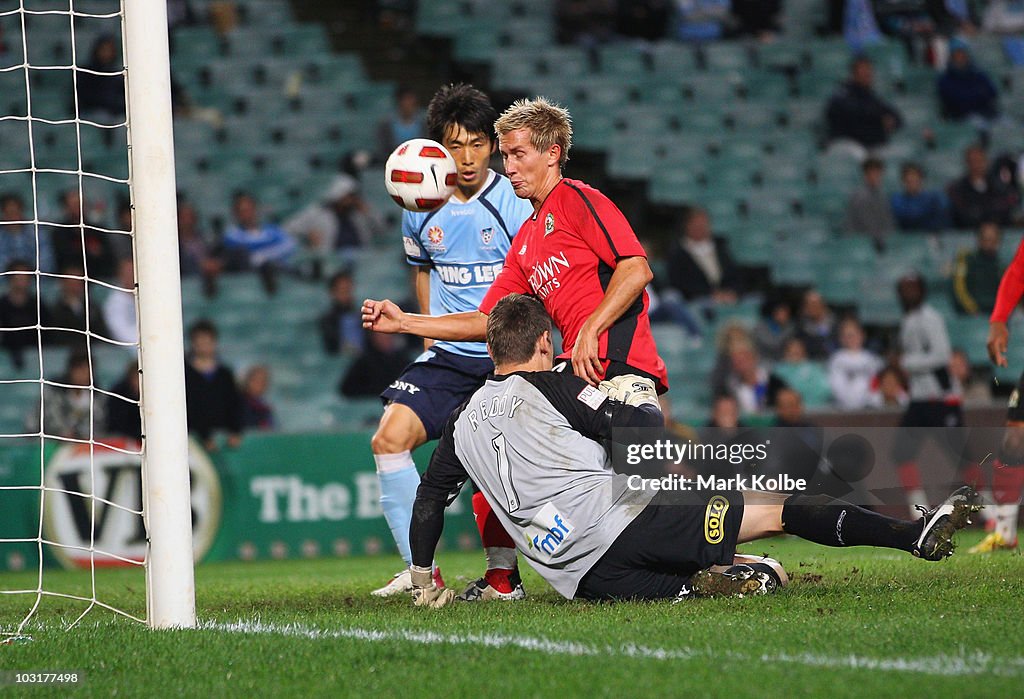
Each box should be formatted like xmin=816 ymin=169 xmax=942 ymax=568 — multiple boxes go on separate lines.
xmin=598 ymin=44 xmax=650 ymax=77
xmin=701 ymin=42 xmax=752 ymax=72
xmin=651 ymin=43 xmax=697 ymax=74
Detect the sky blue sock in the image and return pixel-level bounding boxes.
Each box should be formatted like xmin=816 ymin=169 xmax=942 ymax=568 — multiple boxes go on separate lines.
xmin=378 ymin=465 xmax=421 ymax=566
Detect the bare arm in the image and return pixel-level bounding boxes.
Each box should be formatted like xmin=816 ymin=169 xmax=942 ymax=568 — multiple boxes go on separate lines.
xmin=362 ymin=298 xmax=488 ymax=342
xmin=414 ymin=267 xmax=434 ymax=351
xmin=572 ymin=256 xmax=654 ymax=384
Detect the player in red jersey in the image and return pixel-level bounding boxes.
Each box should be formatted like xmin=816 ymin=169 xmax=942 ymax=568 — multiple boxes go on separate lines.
xmin=363 ymin=96 xmax=668 ymax=397
xmin=978 ymin=237 xmax=1024 ymax=551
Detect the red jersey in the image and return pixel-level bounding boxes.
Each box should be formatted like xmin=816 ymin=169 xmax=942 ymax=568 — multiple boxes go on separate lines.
xmin=992 ymin=237 xmax=1024 ymax=323
xmin=479 ymin=178 xmax=668 ymax=392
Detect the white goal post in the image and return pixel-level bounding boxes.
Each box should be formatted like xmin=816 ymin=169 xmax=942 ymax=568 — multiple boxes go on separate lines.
xmin=124 ymin=0 xmax=196 ymax=629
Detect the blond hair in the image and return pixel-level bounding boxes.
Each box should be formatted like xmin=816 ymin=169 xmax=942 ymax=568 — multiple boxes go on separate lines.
xmin=494 ymin=96 xmax=573 ymax=168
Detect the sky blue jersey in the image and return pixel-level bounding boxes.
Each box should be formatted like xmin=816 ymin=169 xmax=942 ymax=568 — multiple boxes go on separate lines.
xmin=402 ymin=171 xmax=533 ymax=358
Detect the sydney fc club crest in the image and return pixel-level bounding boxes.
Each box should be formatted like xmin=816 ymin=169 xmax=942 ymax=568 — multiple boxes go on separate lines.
xmin=545 ymin=213 xmax=555 ymax=236
xmin=480 ymin=227 xmax=494 ymax=245
xmin=427 ymin=225 xmax=444 ymax=245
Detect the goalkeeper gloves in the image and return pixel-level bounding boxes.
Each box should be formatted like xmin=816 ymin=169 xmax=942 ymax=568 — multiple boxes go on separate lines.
xmin=410 ymin=566 xmax=456 ymax=608
xmin=598 ymin=374 xmax=660 ymax=410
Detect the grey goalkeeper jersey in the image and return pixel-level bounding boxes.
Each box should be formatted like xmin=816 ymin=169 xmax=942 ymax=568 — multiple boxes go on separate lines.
xmin=413 ymin=370 xmax=659 ymax=599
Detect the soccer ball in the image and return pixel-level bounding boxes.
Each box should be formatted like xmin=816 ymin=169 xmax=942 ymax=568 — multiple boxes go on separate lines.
xmin=384 ymin=138 xmax=458 ymax=212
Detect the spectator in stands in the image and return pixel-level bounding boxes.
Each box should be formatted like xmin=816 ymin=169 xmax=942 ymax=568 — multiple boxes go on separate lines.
xmin=828 ymin=317 xmax=884 ymax=410
xmin=27 ymin=351 xmax=104 ymax=439
xmin=240 ymin=364 xmax=275 ymax=431
xmin=889 ymin=162 xmax=951 ymax=232
xmin=284 ymin=174 xmax=386 ymax=275
xmin=753 ymin=295 xmax=796 ymax=361
xmin=773 ymin=336 xmax=832 ymax=409
xmin=666 ymin=206 xmax=742 ymax=308
xmin=952 ymin=221 xmax=1003 ymax=316
xmin=950 ymin=347 xmax=991 ymax=404
xmin=318 ymin=269 xmax=364 ymax=355
xmin=377 ymin=87 xmax=424 ymax=160
xmin=674 ymin=0 xmax=732 ymax=42
xmin=724 ymin=341 xmax=788 ymax=414
xmin=556 ymin=0 xmax=616 ymax=46
xmin=222 ymin=191 xmax=296 ymax=293
xmin=0 ymin=260 xmax=49 ymax=370
xmin=76 ymin=35 xmax=125 ymax=123
xmin=797 ymin=289 xmax=838 ymax=359
xmin=874 ymin=365 xmax=910 ymax=408
xmin=646 ymin=284 xmax=703 ymax=340
xmin=103 ymin=257 xmax=137 ymax=345
xmin=616 ymin=0 xmax=672 ymax=40
xmin=706 ymin=393 xmax=744 ymax=431
xmin=768 ymin=387 xmax=824 ymax=486
xmin=983 ymin=1 xmax=1024 ymax=34
xmin=0 ymin=193 xmax=54 ymax=273
xmin=48 ymin=263 xmax=108 ymax=354
xmin=730 ymin=0 xmax=781 ymax=39
xmin=844 ymin=157 xmax=896 ymax=248
xmin=50 ymin=189 xmax=120 ymax=282
xmin=938 ymin=38 xmax=1000 ymax=125
xmin=825 ymin=56 xmax=903 ymax=159
xmin=873 ymin=365 xmax=910 ymax=408
xmin=710 ymin=320 xmax=755 ymax=396
xmin=106 ymin=360 xmax=141 ymax=440
xmin=177 ymin=198 xmax=223 ymax=298
xmin=339 ymin=329 xmax=412 ymax=398
xmin=947 ymin=144 xmax=1021 ymax=228
xmin=184 ymin=318 xmax=242 ymax=451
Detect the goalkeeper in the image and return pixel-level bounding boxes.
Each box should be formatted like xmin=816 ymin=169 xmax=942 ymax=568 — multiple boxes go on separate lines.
xmin=408 ymin=295 xmax=980 ymax=606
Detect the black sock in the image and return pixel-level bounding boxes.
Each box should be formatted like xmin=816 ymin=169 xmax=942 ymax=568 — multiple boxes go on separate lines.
xmin=782 ymin=493 xmax=922 ymax=552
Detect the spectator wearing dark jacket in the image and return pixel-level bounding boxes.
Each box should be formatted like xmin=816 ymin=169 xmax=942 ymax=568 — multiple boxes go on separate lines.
xmin=947 ymin=145 xmax=1020 ymax=228
xmin=938 ymin=38 xmax=999 ymax=123
xmin=318 ymin=270 xmax=363 ymax=355
xmin=952 ymin=222 xmax=1003 ymax=315
xmin=0 ymin=260 xmax=49 ymax=370
xmin=106 ymin=360 xmax=141 ymax=440
xmin=184 ymin=319 xmax=242 ymax=450
xmin=76 ymin=35 xmax=125 ymax=122
xmin=825 ymin=56 xmax=903 ymax=154
xmin=667 ymin=206 xmax=742 ymax=304
xmin=339 ymin=330 xmax=412 ymax=398
xmin=890 ymin=162 xmax=951 ymax=232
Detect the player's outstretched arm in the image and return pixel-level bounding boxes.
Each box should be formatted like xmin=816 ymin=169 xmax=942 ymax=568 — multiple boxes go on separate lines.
xmin=362 ymin=298 xmax=488 ymax=341
xmin=572 ymin=256 xmax=653 ymax=385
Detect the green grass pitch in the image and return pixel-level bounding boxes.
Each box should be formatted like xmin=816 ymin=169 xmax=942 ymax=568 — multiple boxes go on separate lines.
xmin=0 ymin=532 xmax=1021 ymax=698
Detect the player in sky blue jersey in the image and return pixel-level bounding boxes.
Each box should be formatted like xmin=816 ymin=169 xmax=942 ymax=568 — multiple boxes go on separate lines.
xmin=371 ymin=85 xmax=533 ymax=599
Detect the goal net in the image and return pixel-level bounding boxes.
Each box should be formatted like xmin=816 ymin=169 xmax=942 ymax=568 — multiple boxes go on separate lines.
xmin=0 ymin=0 xmax=194 ymax=636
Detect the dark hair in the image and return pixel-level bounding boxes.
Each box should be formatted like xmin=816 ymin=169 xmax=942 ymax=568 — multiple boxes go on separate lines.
xmin=67 ymin=351 xmax=92 ymax=374
xmin=900 ymin=161 xmax=923 ymax=178
xmin=850 ymin=54 xmax=872 ymax=71
xmin=862 ymin=157 xmax=884 ymax=173
xmin=232 ymin=190 xmax=254 ymax=208
xmin=188 ymin=318 xmax=218 ymax=340
xmin=0 ymin=192 xmax=23 ymax=209
xmin=680 ymin=205 xmax=708 ymax=230
xmin=327 ymin=269 xmax=353 ymax=289
xmin=486 ymin=293 xmax=551 ymax=365
xmin=6 ymin=259 xmax=31 ymax=273
xmin=425 ymin=83 xmax=498 ymax=145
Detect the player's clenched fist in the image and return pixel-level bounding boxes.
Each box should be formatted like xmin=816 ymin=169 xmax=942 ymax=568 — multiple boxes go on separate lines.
xmin=361 ymin=298 xmax=404 ymax=334
xmin=410 ymin=566 xmax=455 ymax=608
